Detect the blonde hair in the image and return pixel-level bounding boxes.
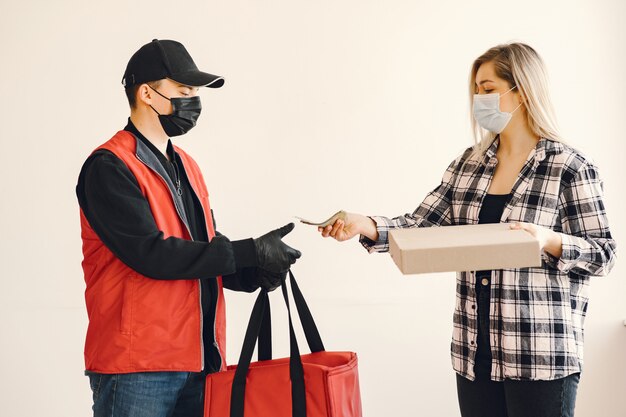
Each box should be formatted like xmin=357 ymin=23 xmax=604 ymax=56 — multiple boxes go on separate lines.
xmin=468 ymin=43 xmax=563 ymax=160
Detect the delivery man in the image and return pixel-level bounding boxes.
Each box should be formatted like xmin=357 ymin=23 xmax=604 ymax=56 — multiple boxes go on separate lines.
xmin=76 ymin=38 xmax=301 ymax=417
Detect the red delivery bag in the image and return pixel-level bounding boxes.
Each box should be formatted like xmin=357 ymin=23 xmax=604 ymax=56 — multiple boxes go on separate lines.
xmin=204 ymin=270 xmax=362 ymax=417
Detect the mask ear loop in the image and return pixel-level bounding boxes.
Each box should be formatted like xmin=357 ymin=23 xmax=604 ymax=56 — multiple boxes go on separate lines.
xmin=147 ymin=84 xmax=171 ymax=116
xmin=149 ymin=104 xmax=162 ymax=116
xmin=503 ymin=85 xmax=523 ymax=114
xmin=510 ymin=101 xmax=523 ymax=114
xmin=148 ymin=84 xmax=171 ymax=101
xmin=502 ymin=85 xmax=517 ymax=96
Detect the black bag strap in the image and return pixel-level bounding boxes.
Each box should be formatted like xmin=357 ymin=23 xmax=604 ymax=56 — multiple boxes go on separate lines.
xmin=289 ymin=271 xmax=325 ymax=353
xmin=255 ymin=271 xmax=325 ymax=359
xmin=230 ymin=270 xmax=324 ymax=417
xmin=257 ymin=298 xmax=272 ymax=361
xmin=230 ymin=288 xmax=269 ymax=417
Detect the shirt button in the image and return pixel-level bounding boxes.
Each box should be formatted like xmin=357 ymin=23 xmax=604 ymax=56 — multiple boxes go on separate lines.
xmin=471 ymin=305 xmax=476 ymax=309
xmin=470 ymin=341 xmax=475 ymax=345
xmin=481 ymin=278 xmax=489 ymax=286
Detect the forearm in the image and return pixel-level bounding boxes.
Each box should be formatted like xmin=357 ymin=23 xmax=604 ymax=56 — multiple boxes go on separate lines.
xmin=95 ymin=227 xmax=256 ymax=280
xmin=549 ymin=162 xmax=617 ymax=276
xmin=358 ymin=210 xmax=440 ymax=253
xmin=545 ymin=232 xmax=616 ymax=277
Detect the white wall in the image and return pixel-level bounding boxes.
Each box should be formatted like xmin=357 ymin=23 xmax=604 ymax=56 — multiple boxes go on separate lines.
xmin=1 ymin=0 xmax=624 ymax=416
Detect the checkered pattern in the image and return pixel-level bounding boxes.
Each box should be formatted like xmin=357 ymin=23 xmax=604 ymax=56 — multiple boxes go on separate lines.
xmin=360 ymin=137 xmax=617 ymax=381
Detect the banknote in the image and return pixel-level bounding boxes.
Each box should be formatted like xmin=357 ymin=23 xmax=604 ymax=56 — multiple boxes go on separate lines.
xmin=295 ymin=210 xmax=347 ymax=227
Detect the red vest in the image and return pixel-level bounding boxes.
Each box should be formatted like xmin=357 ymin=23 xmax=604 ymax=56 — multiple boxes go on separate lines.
xmin=80 ymin=130 xmax=227 ymax=373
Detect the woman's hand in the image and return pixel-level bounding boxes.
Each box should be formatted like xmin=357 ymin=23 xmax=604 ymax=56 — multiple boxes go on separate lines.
xmin=510 ymin=222 xmax=563 ymax=258
xmin=318 ymin=212 xmax=378 ymax=242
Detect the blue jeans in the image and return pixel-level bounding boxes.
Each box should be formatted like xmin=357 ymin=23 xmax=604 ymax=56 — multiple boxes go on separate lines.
xmin=86 ymin=371 xmax=206 ymax=417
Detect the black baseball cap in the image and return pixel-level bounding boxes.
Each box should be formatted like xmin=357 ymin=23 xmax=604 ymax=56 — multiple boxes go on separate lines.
xmin=122 ymin=39 xmax=224 ymax=89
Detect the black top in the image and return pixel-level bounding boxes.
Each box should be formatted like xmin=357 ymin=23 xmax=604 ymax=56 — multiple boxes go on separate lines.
xmin=478 ymin=194 xmax=509 ymax=224
xmin=476 ymin=193 xmax=510 ymax=279
xmin=474 ymin=193 xmax=510 ymax=372
xmin=76 ymin=119 xmax=260 ymax=372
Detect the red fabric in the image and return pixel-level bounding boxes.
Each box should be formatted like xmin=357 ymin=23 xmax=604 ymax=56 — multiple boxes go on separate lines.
xmin=80 ymin=130 xmax=226 ymax=373
xmin=204 ymin=351 xmax=362 ymax=417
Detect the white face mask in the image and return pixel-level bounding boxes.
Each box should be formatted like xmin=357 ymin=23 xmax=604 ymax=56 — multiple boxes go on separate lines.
xmin=473 ymin=85 xmax=523 ymax=133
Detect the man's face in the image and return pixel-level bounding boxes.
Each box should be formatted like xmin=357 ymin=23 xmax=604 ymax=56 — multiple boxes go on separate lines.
xmin=146 ymin=78 xmax=200 ymax=115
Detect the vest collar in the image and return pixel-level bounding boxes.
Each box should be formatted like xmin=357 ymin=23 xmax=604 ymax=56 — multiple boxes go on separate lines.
xmin=132 ymin=132 xmax=192 ymax=236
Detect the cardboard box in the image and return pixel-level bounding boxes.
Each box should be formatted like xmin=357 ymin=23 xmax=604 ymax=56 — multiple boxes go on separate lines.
xmin=388 ymin=223 xmax=542 ymax=274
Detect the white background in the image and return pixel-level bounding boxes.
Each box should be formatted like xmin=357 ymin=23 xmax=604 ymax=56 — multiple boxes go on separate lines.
xmin=1 ymin=0 xmax=624 ymax=416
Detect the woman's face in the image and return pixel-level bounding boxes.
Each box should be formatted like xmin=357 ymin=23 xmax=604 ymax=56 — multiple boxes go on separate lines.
xmin=475 ymin=61 xmax=521 ymax=114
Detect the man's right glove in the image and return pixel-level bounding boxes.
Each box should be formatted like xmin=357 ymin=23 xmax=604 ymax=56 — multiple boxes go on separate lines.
xmin=253 ymin=223 xmax=302 ymax=273
xmin=256 ymin=268 xmax=287 ymax=292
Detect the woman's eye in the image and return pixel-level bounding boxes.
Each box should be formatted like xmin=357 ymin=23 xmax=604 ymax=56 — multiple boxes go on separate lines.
xmin=484 ymin=89 xmax=493 ymax=94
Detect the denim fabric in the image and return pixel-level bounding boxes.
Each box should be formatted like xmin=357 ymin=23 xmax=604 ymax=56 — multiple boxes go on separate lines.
xmin=456 ymin=372 xmax=580 ymax=417
xmin=86 ymin=371 xmax=206 ymax=417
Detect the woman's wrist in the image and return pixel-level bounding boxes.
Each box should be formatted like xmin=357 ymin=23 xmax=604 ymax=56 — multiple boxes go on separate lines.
xmin=543 ymin=230 xmax=563 ymax=259
xmin=357 ymin=214 xmax=379 ymax=241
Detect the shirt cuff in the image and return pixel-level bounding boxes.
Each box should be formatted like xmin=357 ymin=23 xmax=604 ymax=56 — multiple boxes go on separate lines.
xmin=542 ymin=233 xmax=582 ymax=273
xmin=359 ymin=216 xmax=392 ymax=253
xmin=231 ymin=238 xmax=259 ymax=269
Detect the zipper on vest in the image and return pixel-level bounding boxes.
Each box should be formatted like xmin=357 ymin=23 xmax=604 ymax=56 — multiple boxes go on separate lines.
xmin=136 ymin=153 xmax=206 ymax=372
xmin=172 ymin=159 xmax=183 ymax=196
xmin=176 ymin=157 xmax=224 ymax=372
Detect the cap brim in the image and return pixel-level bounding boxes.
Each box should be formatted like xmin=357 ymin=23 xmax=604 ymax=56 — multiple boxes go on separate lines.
xmin=169 ymin=70 xmax=225 ymax=88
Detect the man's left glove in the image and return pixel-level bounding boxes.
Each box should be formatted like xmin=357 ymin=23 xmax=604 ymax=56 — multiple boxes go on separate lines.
xmin=256 ymin=268 xmax=287 ymax=292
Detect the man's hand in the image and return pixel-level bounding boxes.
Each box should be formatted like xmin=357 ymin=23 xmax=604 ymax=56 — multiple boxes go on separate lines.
xmin=256 ymin=268 xmax=286 ymax=292
xmin=254 ymin=223 xmax=302 ymax=273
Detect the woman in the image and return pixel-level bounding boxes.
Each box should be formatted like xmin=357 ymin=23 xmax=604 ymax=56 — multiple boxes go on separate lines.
xmin=318 ymin=43 xmax=616 ymax=417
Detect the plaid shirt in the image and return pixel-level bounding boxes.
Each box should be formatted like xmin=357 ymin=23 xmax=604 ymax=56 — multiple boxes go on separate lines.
xmin=360 ymin=137 xmax=617 ymax=381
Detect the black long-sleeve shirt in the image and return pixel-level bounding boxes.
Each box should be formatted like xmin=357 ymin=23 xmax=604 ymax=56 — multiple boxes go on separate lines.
xmin=76 ymin=119 xmax=260 ymax=372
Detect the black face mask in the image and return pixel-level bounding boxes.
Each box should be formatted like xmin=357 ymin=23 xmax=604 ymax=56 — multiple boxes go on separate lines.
xmin=148 ymin=85 xmax=202 ymax=137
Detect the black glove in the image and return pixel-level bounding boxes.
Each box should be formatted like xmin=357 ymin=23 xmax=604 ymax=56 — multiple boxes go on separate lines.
xmin=253 ymin=223 xmax=302 ymax=273
xmin=256 ymin=268 xmax=287 ymax=292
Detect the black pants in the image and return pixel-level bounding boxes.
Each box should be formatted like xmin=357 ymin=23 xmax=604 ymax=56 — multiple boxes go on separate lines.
xmin=456 ymin=372 xmax=580 ymax=417
xmin=457 ymin=274 xmax=580 ymax=417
